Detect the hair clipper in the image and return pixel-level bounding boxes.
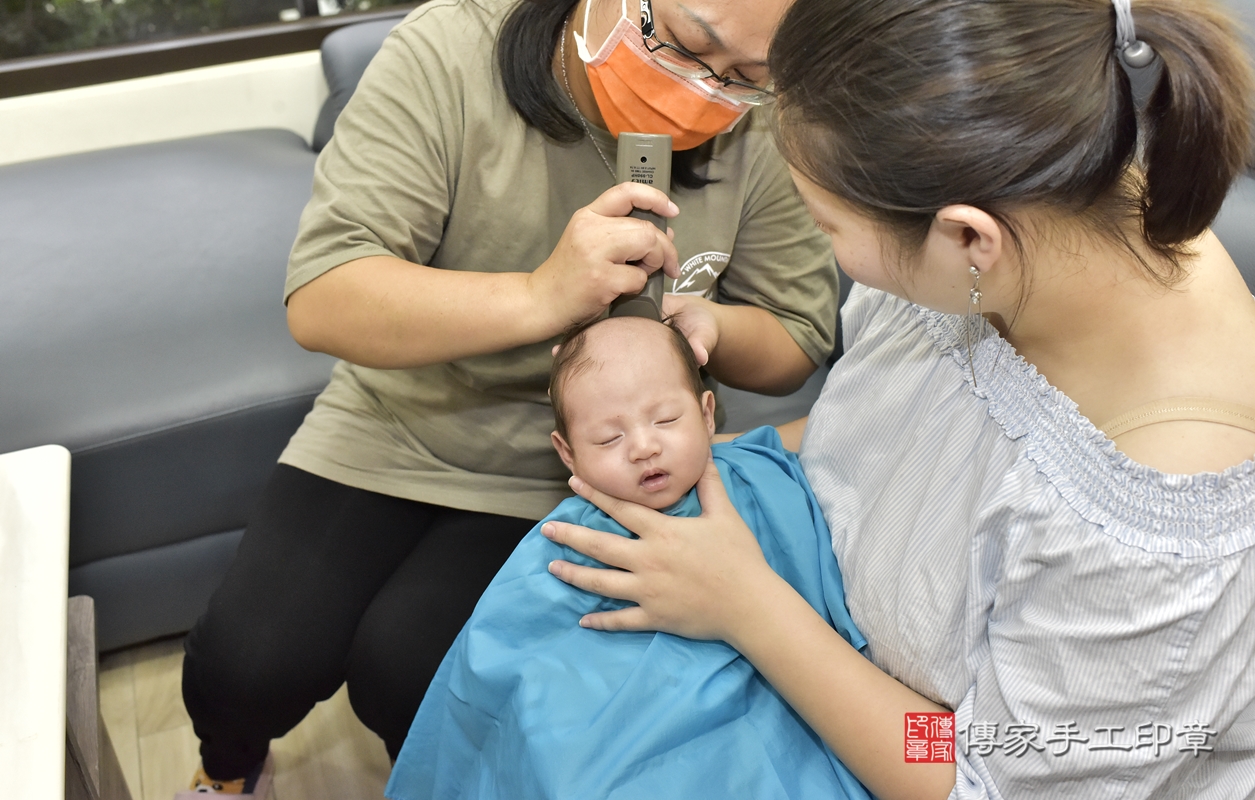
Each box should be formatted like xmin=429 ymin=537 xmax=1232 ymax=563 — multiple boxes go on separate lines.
xmin=609 ymin=132 xmax=672 ymax=321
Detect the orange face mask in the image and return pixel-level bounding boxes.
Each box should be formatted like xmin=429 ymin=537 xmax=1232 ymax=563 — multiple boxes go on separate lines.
xmin=573 ymin=0 xmax=750 ymax=151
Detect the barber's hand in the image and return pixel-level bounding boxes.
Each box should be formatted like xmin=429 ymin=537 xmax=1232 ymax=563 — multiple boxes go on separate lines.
xmin=529 ymin=182 xmax=680 ymax=333
xmin=541 ymin=460 xmax=775 ymax=642
xmin=662 ymin=294 xmax=720 ymax=366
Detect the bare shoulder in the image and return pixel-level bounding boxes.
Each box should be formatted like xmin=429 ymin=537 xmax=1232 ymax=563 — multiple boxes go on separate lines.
xmin=1113 ymin=418 xmax=1255 ymax=474
xmin=1109 ymin=234 xmax=1255 ymax=474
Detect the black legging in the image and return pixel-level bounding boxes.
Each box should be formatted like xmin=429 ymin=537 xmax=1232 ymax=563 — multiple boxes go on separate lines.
xmin=182 ymin=464 xmax=536 ymax=778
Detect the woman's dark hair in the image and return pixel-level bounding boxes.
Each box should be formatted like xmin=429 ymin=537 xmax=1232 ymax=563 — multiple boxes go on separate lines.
xmin=496 ymin=0 xmax=716 ymax=190
xmin=770 ymin=0 xmax=1254 ymax=285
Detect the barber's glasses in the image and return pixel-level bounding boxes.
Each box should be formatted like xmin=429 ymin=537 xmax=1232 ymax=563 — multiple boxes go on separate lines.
xmin=639 ymin=0 xmax=776 ymax=106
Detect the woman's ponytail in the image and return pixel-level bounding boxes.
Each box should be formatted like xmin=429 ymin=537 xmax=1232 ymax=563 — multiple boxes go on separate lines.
xmin=770 ymin=0 xmax=1253 ymax=285
xmin=1132 ymin=0 xmax=1254 ymax=249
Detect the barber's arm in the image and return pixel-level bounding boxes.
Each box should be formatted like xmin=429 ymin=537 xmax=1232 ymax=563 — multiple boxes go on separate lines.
xmin=287 ymin=183 xmax=679 ymax=369
xmin=666 ymin=296 xmax=818 ymax=394
xmin=714 ymin=416 xmax=807 ymax=449
xmin=688 ymin=112 xmax=839 ymax=396
xmin=285 ymin=23 xmax=683 ymax=370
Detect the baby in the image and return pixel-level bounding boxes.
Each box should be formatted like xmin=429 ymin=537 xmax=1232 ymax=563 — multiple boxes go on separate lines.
xmin=387 ymin=316 xmax=869 ymax=800
xmin=548 ymin=315 xmax=716 ymax=511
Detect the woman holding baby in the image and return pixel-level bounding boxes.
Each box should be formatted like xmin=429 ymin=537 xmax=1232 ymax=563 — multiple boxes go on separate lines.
xmin=526 ymin=0 xmax=1255 ymax=798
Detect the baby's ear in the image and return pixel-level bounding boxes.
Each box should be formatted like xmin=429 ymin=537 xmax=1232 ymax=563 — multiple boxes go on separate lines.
xmin=551 ymin=431 xmax=576 ymax=472
xmin=700 ymin=390 xmax=716 ymax=438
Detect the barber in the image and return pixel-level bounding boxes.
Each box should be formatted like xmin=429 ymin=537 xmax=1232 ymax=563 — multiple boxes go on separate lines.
xmin=178 ymin=0 xmax=837 ymax=793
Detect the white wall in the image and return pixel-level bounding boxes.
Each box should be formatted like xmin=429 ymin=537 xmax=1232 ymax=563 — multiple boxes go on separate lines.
xmin=0 ymin=51 xmax=328 ymax=167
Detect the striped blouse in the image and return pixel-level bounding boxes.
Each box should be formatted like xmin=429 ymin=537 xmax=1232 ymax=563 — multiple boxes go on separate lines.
xmin=800 ymin=285 xmax=1255 ymax=799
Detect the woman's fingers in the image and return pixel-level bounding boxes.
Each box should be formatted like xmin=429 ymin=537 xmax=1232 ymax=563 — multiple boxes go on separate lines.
xmin=567 ymin=475 xmax=662 ymax=538
xmin=546 ymin=557 xmax=637 ymax=601
xmin=595 ymin=215 xmax=678 ymax=279
xmin=531 ymin=194 xmax=680 ymax=329
xmin=563 ymin=207 xmax=671 ymax=268
xmin=662 ymin=295 xmax=719 ymax=366
xmin=605 ymin=262 xmax=650 ymax=299
xmin=588 ymin=181 xmax=679 ymax=221
xmin=542 ymin=519 xmax=636 ymax=570
xmin=579 ymin=605 xmax=654 ymax=632
xmin=695 ymin=458 xmax=736 ymax=516
xmin=588 ymin=183 xmax=681 ymax=279
xmin=553 ymin=470 xmax=775 ymax=642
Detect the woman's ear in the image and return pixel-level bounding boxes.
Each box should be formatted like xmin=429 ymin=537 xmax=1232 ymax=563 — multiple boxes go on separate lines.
xmin=933 ymin=205 xmax=1004 ymax=274
xmin=700 ymin=390 xmax=717 ymax=438
xmin=551 ymin=431 xmax=576 ymax=472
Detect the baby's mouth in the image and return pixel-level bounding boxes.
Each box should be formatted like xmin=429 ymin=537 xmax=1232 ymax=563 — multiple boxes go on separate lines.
xmin=640 ymin=468 xmax=669 ymax=491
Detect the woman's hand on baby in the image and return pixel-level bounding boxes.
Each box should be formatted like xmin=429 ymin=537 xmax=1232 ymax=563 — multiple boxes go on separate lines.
xmin=661 ymin=294 xmax=719 ymax=366
xmin=542 ymin=459 xmax=777 ymax=642
xmin=529 ymin=182 xmax=680 ymax=334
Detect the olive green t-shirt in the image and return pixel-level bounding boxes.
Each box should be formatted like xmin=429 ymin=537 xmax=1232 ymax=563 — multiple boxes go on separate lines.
xmin=280 ymin=0 xmax=839 ymax=521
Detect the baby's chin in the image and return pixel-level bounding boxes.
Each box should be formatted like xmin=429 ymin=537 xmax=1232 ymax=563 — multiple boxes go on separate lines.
xmin=580 ymin=478 xmax=689 ymax=510
xmin=639 ymin=489 xmax=687 ymax=510
xmin=634 ymin=477 xmax=694 ymax=510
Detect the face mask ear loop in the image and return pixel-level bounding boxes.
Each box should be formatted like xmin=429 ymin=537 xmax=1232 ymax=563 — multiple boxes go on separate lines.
xmin=578 ymin=0 xmax=629 ymax=55
xmin=577 ymin=0 xmax=628 ymax=62
xmin=575 ymin=0 xmax=595 ymax=62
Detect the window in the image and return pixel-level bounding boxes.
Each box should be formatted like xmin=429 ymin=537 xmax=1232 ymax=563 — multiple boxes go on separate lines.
xmin=1 ymin=0 xmax=412 ymax=61
xmin=0 ymin=0 xmax=418 ymax=96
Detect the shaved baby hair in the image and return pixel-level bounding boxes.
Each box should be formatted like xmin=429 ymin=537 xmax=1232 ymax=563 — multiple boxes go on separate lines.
xmin=549 ymin=315 xmax=706 ymax=441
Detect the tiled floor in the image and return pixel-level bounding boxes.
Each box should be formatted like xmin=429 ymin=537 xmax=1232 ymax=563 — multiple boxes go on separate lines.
xmin=99 ymin=637 xmax=392 ymax=800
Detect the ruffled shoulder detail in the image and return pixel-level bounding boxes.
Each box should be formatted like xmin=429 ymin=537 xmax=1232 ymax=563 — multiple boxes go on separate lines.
xmin=917 ymin=304 xmax=1255 ymax=558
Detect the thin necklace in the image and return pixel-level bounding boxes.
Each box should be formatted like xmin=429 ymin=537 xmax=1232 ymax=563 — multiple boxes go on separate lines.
xmin=560 ymin=14 xmax=616 ymax=181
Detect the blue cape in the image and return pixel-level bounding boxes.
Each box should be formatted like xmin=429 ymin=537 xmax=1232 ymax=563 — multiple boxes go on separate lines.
xmin=387 ymin=427 xmax=871 ymax=800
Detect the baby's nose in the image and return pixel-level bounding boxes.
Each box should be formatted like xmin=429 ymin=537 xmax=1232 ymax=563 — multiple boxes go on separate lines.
xmin=627 ymin=429 xmax=663 ymax=460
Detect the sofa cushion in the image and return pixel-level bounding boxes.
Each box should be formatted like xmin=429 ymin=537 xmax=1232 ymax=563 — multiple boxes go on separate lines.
xmin=312 ymin=18 xmax=398 ymax=152
xmin=71 ymin=529 xmax=245 ymax=652
xmin=0 ymin=129 xmax=335 ymax=567
xmin=68 ymin=397 xmax=318 ymax=566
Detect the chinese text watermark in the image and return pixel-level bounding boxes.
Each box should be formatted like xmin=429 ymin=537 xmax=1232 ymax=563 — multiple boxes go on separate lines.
xmin=906 ymin=715 xmax=1217 ymax=763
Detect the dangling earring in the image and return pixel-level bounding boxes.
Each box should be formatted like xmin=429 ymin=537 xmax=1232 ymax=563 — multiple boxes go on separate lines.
xmin=964 ymin=265 xmax=982 ymax=388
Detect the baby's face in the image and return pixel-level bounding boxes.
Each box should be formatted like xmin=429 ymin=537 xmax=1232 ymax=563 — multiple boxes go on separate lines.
xmin=552 ymin=319 xmax=716 ymax=510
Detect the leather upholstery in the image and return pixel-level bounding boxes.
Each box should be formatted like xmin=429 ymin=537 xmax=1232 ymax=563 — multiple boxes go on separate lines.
xmin=312 ymin=19 xmax=398 ymax=152
xmin=0 ymin=130 xmax=334 ymax=649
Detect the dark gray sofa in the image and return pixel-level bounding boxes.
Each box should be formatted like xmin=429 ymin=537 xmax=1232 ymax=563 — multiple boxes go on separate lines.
xmin=2 ymin=15 xmax=1253 ymax=653
xmin=0 ymin=131 xmax=334 ymax=651
xmin=0 ymin=19 xmax=408 ymax=652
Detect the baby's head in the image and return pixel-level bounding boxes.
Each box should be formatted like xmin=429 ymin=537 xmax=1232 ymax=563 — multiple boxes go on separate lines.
xmin=550 ymin=316 xmax=716 ymax=510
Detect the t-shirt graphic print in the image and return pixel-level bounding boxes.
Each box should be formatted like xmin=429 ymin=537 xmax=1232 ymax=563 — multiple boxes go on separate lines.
xmin=669 ymin=250 xmax=731 ymax=298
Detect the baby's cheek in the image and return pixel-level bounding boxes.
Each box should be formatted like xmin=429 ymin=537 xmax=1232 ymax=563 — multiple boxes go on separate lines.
xmin=585 ymin=459 xmax=629 ymax=497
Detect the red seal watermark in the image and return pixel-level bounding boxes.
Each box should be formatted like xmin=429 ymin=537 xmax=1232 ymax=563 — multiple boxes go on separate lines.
xmin=906 ymin=712 xmax=955 ymax=763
